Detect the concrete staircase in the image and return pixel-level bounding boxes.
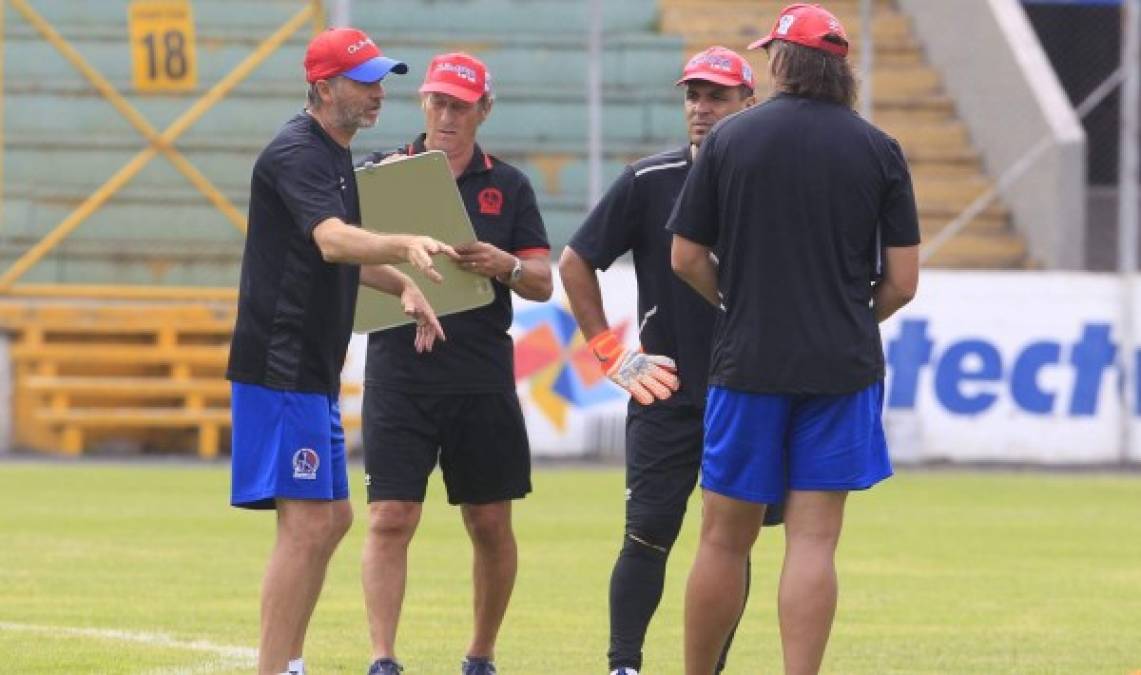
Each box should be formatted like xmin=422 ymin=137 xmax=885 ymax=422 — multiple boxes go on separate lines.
xmin=659 ymin=0 xmax=1031 ymax=268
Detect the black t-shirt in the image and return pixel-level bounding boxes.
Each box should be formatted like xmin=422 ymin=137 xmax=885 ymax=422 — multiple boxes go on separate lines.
xmin=667 ymin=93 xmax=920 ymax=395
xmin=227 ymin=112 xmax=362 ymax=394
xmin=568 ymin=146 xmax=717 ymax=410
xmin=359 ymin=135 xmax=550 ymax=393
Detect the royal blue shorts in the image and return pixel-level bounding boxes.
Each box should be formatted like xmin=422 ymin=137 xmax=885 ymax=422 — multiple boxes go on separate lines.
xmin=230 ymin=382 xmax=349 ymax=509
xmin=702 ymin=381 xmax=892 ymax=504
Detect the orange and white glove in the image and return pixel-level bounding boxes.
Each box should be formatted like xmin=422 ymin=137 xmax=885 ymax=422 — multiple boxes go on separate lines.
xmin=588 ymin=329 xmax=679 ymax=405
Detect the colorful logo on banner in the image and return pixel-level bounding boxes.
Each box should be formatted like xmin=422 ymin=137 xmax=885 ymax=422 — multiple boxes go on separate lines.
xmin=513 ymin=304 xmax=628 ymax=430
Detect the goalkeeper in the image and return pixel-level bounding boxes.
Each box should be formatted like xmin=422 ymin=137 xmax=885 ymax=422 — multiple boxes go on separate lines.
xmin=558 ymin=46 xmax=783 ymax=675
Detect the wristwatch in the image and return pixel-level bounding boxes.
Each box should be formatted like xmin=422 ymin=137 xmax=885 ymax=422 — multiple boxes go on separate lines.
xmin=503 ymin=256 xmax=523 ymax=285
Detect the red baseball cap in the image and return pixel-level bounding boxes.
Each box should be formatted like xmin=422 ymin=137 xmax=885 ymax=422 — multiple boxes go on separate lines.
xmin=749 ymin=3 xmax=849 ymax=57
xmin=304 ymin=28 xmax=408 ymax=84
xmin=419 ymin=53 xmax=492 ymax=104
xmin=676 ymin=46 xmax=755 ymax=89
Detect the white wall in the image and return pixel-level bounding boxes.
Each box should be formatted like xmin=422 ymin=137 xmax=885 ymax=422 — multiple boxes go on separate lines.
xmin=881 ymin=270 xmax=1134 ymax=464
xmin=347 ymin=266 xmax=1141 ymax=464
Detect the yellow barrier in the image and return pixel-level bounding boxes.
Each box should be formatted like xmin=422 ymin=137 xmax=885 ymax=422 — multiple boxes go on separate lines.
xmin=2 ymin=297 xmax=361 ymax=457
xmin=6 ymin=283 xmax=238 ymax=302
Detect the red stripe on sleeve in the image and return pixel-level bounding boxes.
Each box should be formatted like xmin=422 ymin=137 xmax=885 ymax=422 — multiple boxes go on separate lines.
xmin=514 ymin=247 xmax=550 ymax=258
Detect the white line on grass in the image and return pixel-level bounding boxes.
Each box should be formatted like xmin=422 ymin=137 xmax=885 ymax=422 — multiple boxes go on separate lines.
xmin=0 ymin=621 xmax=257 ymax=672
xmin=140 ymin=658 xmax=244 ymax=675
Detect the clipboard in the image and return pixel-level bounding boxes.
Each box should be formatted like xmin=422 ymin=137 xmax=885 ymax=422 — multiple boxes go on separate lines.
xmin=352 ymin=150 xmax=495 ymax=334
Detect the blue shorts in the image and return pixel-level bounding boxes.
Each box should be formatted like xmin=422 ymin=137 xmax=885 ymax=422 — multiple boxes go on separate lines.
xmin=702 ymin=381 xmax=892 ymax=504
xmin=230 ymin=382 xmax=349 ymax=509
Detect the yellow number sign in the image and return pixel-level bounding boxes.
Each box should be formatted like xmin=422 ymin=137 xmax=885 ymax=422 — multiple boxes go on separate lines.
xmin=129 ymin=0 xmax=198 ymax=93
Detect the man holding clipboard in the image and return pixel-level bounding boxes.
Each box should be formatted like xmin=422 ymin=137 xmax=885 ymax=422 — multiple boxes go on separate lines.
xmin=357 ymin=53 xmax=552 ymax=675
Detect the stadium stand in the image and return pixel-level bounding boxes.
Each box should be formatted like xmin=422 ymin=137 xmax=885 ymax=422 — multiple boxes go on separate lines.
xmin=0 ymin=0 xmax=1035 ymax=454
xmin=659 ymin=0 xmax=1030 ymax=268
xmin=4 ymin=0 xmax=1032 ymax=277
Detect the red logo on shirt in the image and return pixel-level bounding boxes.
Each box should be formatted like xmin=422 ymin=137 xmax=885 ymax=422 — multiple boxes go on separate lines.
xmin=478 ymin=187 xmax=503 ymax=216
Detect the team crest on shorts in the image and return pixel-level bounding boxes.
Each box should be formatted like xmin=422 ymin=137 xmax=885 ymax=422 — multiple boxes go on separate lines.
xmin=292 ymin=448 xmax=320 ymax=480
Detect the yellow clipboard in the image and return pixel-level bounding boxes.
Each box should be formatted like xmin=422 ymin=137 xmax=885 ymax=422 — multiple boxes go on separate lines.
xmin=352 ymin=150 xmax=495 ymax=334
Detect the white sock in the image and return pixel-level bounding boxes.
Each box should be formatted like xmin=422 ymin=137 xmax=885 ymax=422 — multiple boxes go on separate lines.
xmin=288 ymin=658 xmax=305 ymax=675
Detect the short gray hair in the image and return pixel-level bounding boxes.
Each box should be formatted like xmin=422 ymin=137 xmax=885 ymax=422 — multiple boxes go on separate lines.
xmin=307 ymin=82 xmax=323 ymax=110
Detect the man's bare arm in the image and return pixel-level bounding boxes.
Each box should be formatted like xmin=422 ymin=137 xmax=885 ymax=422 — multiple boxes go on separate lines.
xmin=872 ymin=245 xmax=919 ymax=322
xmin=671 ymin=234 xmax=720 ymax=307
xmin=311 ymin=218 xmax=456 ymax=283
xmin=512 ymin=254 xmax=554 ymax=302
xmin=558 ymin=246 xmax=610 ymax=340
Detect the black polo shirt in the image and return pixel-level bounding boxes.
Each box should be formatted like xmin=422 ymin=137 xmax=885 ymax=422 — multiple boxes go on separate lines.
xmin=227 ymin=111 xmax=362 ymax=394
xmin=568 ymin=146 xmax=717 ymax=410
xmin=359 ymin=135 xmax=550 ymax=393
xmin=667 ymin=93 xmax=920 ymax=395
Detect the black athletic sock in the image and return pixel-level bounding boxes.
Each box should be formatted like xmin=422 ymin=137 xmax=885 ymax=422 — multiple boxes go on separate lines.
xmin=607 ymin=537 xmax=669 ymax=671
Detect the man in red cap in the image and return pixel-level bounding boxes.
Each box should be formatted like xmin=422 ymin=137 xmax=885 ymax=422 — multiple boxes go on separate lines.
xmin=559 ymin=46 xmax=783 ymax=675
xmin=356 ymin=52 xmax=552 ymax=675
xmin=227 ymin=27 xmax=456 ymax=675
xmin=670 ymin=4 xmax=920 ymax=674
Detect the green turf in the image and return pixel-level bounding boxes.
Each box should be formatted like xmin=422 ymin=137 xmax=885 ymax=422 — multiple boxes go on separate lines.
xmin=1 ymin=462 xmax=1139 ymax=674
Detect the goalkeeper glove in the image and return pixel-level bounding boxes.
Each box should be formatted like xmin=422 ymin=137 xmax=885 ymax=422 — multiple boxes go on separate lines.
xmin=588 ymin=329 xmax=679 ymax=405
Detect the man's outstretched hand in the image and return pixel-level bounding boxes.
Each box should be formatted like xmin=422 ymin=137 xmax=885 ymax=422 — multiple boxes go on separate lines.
xmin=405 ymin=236 xmax=458 ymax=283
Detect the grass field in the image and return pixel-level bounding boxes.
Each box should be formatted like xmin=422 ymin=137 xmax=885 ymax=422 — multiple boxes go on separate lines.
xmin=1 ymin=461 xmax=1139 ymax=674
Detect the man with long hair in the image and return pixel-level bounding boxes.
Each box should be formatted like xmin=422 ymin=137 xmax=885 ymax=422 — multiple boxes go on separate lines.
xmin=669 ymin=5 xmax=920 ymax=673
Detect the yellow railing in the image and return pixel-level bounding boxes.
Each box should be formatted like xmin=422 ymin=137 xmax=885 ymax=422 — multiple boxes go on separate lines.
xmin=0 ymin=0 xmax=328 ymax=298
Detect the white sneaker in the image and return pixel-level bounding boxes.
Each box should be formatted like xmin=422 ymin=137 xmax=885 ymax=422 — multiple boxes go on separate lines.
xmin=610 ymin=669 xmax=639 ymax=675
